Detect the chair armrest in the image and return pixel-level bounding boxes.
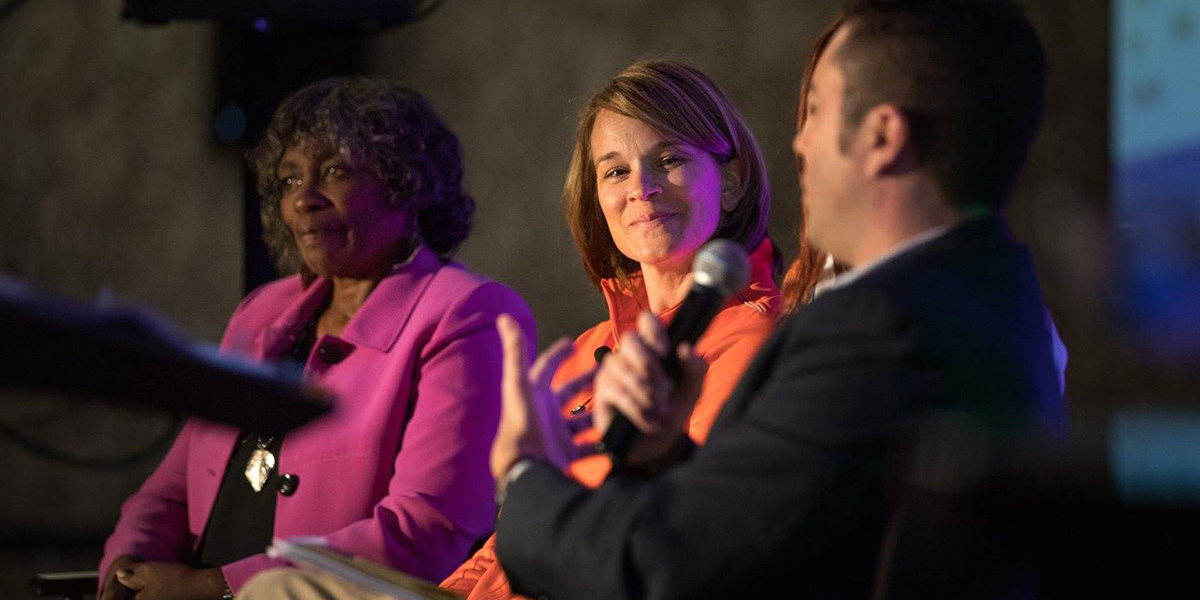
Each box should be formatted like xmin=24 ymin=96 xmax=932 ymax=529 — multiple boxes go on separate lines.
xmin=30 ymin=570 xmax=99 ymax=599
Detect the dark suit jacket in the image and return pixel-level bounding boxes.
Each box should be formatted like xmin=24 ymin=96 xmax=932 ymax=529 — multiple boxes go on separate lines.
xmin=496 ymin=217 xmax=1062 ymax=600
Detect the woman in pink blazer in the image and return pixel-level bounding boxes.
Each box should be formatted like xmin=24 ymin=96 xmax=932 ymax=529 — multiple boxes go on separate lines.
xmin=98 ymin=78 xmax=534 ymax=600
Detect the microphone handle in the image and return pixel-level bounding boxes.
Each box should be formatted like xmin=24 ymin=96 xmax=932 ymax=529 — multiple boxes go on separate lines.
xmin=598 ymin=285 xmax=726 ymax=464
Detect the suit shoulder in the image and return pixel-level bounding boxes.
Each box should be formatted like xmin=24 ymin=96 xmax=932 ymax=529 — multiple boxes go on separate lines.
xmin=783 ymin=282 xmax=913 ymax=342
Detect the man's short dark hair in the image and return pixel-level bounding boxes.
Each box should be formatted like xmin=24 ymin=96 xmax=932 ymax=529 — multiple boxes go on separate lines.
xmin=837 ymin=0 xmax=1046 ymax=210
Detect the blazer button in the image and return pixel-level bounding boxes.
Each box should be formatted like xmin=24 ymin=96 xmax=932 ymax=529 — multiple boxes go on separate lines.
xmin=278 ymin=473 xmax=299 ymax=496
xmin=317 ymin=342 xmax=349 ymax=364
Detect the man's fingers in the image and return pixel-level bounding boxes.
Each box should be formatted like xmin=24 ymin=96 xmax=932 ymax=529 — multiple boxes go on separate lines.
xmin=675 ymin=342 xmax=708 ymax=408
xmin=617 ymin=331 xmax=658 ymax=380
xmin=552 ymin=367 xmax=596 ymax=405
xmin=573 ymin=441 xmax=600 ymax=459
xmin=596 ymin=387 xmax=664 ymax=433
xmin=598 ymin=353 xmax=660 ymax=414
xmin=497 ymin=314 xmax=529 ymax=380
xmin=530 ymin=338 xmax=575 ymax=388
xmin=678 ymin=342 xmax=708 ymax=378
xmin=617 ymin=327 xmax=676 ymax=419
xmin=527 ymin=341 xmax=586 ymax=465
xmin=497 ymin=314 xmax=531 ymax=405
xmin=566 ymin=412 xmax=593 ymax=434
xmin=636 ymin=311 xmax=670 ymax=357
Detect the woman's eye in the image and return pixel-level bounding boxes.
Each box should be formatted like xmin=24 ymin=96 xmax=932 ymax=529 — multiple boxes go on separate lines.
xmin=603 ymin=167 xmax=628 ymax=179
xmin=324 ymin=164 xmax=350 ymax=180
xmin=659 ymin=155 xmax=685 ymax=168
xmin=279 ymin=176 xmax=301 ymax=190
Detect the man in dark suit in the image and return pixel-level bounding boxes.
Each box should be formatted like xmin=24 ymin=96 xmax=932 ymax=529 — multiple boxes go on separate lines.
xmin=489 ymin=1 xmax=1062 ymax=598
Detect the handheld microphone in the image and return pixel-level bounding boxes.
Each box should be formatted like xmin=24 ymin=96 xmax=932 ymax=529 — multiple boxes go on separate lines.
xmin=596 ymin=239 xmax=751 ymax=464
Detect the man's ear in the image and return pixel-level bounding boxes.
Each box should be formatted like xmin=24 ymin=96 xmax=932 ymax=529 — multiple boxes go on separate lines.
xmin=720 ymin=157 xmax=743 ymax=212
xmin=859 ymin=103 xmax=910 ymax=178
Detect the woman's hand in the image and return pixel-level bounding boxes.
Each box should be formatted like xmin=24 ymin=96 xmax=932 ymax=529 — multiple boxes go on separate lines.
xmin=593 ymin=312 xmax=707 ymax=468
xmin=100 ymin=555 xmax=140 ymax=600
xmin=490 ymin=314 xmax=597 ymax=494
xmin=114 ymin=562 xmax=227 ymax=600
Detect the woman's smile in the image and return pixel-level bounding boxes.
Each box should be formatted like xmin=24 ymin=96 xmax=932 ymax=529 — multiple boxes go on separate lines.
xmin=590 ymin=109 xmax=725 ymax=271
xmin=629 ymin=212 xmax=681 ymax=227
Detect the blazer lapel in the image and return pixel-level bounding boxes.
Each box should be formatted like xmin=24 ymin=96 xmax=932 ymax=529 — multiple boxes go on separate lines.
xmin=258 ymin=279 xmax=333 ymax=361
xmin=337 ymin=245 xmax=443 ymax=353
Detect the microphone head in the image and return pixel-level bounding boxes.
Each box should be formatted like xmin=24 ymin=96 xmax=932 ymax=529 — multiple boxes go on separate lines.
xmin=692 ymin=239 xmax=751 ymax=297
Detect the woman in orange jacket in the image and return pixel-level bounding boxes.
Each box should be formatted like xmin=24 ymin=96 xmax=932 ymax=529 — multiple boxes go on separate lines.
xmin=439 ymin=59 xmax=783 ymax=600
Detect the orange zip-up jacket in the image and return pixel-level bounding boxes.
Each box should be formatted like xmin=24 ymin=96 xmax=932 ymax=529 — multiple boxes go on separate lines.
xmin=440 ymin=240 xmax=780 ymax=600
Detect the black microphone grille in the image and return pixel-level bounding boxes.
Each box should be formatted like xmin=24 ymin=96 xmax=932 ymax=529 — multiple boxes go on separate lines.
xmin=692 ymin=239 xmax=751 ymax=296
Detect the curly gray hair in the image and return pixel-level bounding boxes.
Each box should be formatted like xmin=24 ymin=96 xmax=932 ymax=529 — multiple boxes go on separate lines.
xmin=248 ymin=77 xmax=475 ymax=274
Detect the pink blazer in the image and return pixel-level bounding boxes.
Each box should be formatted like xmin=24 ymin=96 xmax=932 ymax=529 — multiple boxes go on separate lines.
xmin=99 ymin=246 xmax=535 ymax=593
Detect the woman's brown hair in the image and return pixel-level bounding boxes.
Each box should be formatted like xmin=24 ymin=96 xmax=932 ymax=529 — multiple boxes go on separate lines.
xmin=780 ymin=19 xmax=844 ymax=314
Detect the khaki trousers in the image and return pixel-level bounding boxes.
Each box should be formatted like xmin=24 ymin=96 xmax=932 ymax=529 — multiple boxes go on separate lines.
xmin=236 ymin=568 xmax=430 ymax=600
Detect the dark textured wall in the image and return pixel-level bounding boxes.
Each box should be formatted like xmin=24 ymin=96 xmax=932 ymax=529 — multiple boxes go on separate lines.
xmin=0 ymin=0 xmax=1141 ymax=596
xmin=0 ymin=1 xmax=243 ymax=338
xmin=0 ymin=0 xmax=243 ymax=592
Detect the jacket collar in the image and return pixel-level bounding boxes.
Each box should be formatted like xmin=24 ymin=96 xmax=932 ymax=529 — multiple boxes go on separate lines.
xmin=597 ymin=238 xmax=779 ymax=345
xmin=840 ymin=213 xmax=1011 ymax=291
xmin=808 ymin=214 xmax=1017 ymax=309
xmin=260 ymin=245 xmax=444 ymax=357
